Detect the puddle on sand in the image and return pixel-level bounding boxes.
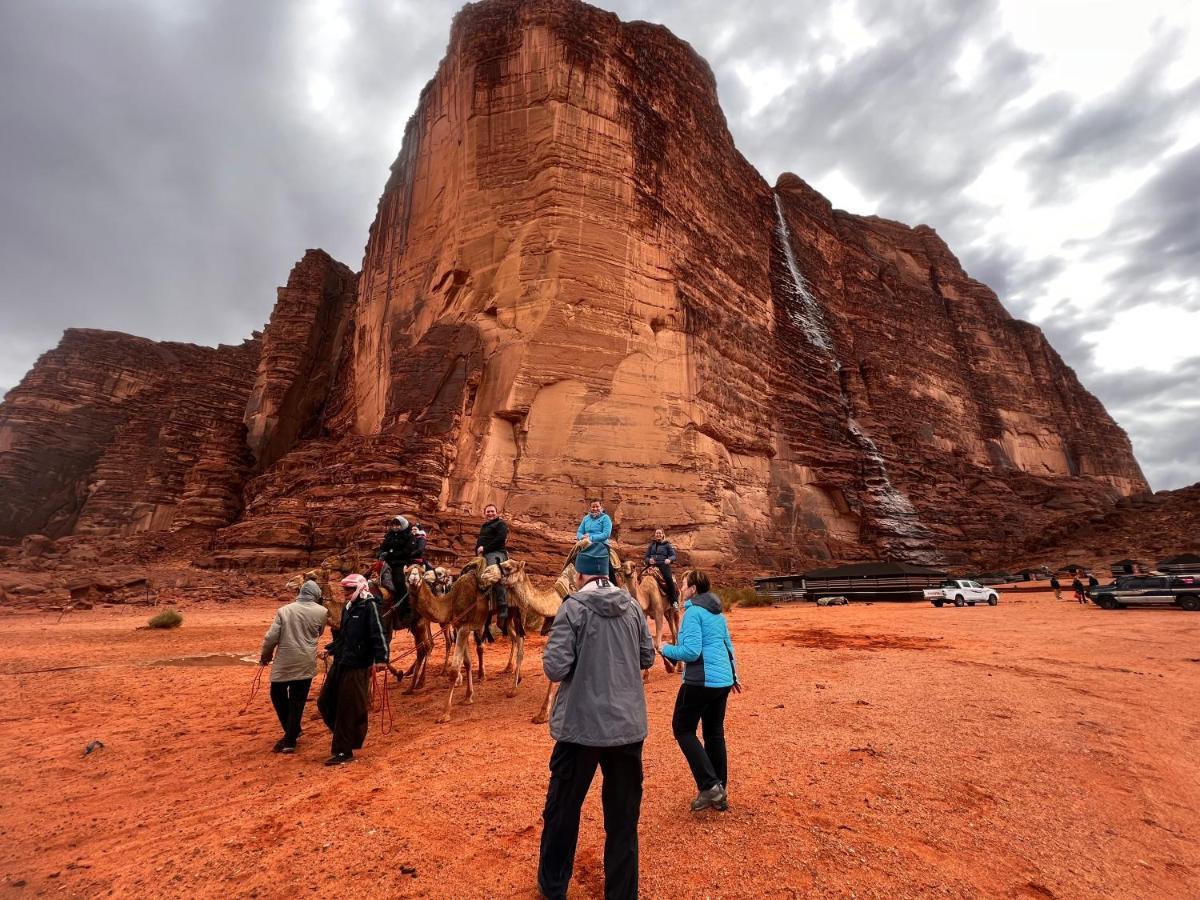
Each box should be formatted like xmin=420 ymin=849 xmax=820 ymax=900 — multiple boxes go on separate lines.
xmin=144 ymin=653 xmax=259 ymax=668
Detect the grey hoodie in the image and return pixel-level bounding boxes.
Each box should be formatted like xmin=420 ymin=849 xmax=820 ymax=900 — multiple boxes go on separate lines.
xmin=260 ymin=581 xmax=329 ymax=683
xmin=543 ymin=582 xmax=656 ymax=747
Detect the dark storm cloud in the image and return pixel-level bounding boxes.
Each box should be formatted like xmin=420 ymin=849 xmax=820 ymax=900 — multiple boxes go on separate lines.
xmin=0 ymin=0 xmax=1195 ymax=488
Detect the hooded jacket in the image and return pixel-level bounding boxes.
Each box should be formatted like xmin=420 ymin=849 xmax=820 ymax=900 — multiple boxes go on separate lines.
xmin=542 ymin=581 xmax=656 ymax=746
xmin=661 ymin=592 xmax=737 ymax=688
xmin=326 ymin=593 xmax=389 ymax=669
xmin=260 ymin=581 xmax=329 ymax=682
xmin=575 ymin=512 xmax=613 ymax=564
xmin=477 ymin=517 xmax=509 ymax=555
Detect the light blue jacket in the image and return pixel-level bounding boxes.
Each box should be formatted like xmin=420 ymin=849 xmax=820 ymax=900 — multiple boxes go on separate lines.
xmin=575 ymin=512 xmax=612 ymax=563
xmin=661 ymin=592 xmax=737 ymax=688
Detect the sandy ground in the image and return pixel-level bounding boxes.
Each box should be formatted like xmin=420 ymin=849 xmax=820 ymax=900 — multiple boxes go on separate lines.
xmin=1 ymin=589 xmax=1198 ymax=899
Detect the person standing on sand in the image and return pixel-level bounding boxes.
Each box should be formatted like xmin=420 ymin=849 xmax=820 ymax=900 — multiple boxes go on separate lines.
xmin=260 ymin=579 xmax=328 ymax=753
xmin=317 ymin=574 xmax=389 ymax=766
xmin=575 ymin=499 xmax=613 ymax=579
xmin=661 ymin=569 xmax=739 ymax=812
xmin=1072 ymin=574 xmax=1086 ymax=604
xmin=538 ymin=554 xmax=656 ymax=900
xmin=1050 ymin=574 xmax=1062 ymax=601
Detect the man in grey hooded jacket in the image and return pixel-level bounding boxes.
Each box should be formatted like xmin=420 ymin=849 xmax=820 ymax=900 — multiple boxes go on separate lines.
xmin=260 ymin=579 xmax=328 ymax=753
xmin=537 ymin=554 xmax=656 ymax=900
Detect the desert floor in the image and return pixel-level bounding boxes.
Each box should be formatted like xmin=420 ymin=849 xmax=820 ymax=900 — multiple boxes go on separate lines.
xmin=1 ymin=587 xmax=1198 ymax=899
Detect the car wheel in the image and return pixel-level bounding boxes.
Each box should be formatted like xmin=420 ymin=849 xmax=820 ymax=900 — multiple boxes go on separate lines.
xmin=987 ymin=595 xmax=998 ymax=606
xmin=1097 ymin=595 xmax=1119 ymax=610
xmin=954 ymin=595 xmax=966 ymax=607
xmin=932 ymin=599 xmax=944 ymax=607
xmin=1179 ymin=594 xmax=1200 ymax=612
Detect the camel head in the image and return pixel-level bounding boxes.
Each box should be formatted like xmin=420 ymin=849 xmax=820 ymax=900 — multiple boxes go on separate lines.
xmin=478 ymin=563 xmax=501 ymax=589
xmin=422 ymin=569 xmax=438 ymax=585
xmin=620 ymin=560 xmax=637 ymax=579
xmin=500 ymin=559 xmax=527 ymax=585
xmin=404 ymin=564 xmax=425 ymax=588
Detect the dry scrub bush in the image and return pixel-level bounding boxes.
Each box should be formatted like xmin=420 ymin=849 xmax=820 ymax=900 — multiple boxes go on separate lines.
xmin=148 ymin=608 xmax=183 ymax=629
xmin=715 ymin=587 xmax=773 ymax=610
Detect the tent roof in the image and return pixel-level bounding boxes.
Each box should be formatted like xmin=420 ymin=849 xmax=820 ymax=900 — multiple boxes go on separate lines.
xmin=1159 ymin=553 xmax=1200 ymax=565
xmin=1110 ymin=558 xmax=1143 ymax=566
xmin=803 ymin=561 xmax=947 ymax=579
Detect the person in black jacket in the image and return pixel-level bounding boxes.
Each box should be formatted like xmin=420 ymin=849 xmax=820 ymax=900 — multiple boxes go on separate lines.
xmin=644 ymin=528 xmax=678 ymax=608
xmin=476 ymin=503 xmax=510 ymax=628
xmin=317 ymin=574 xmax=389 ymax=766
xmin=377 ymin=515 xmax=420 ymax=628
xmin=1050 ymin=574 xmax=1062 ymax=601
xmin=1071 ymin=574 xmax=1086 ymax=604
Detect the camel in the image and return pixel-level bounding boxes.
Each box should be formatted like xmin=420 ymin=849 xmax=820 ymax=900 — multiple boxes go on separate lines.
xmin=496 ymin=559 xmax=566 ymax=724
xmin=403 ymin=562 xmax=501 ymax=723
xmin=621 ymin=561 xmax=680 ymax=674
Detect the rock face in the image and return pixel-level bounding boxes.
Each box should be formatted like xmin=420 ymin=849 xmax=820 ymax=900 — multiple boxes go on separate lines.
xmin=0 ymin=329 xmax=260 ymax=541
xmin=0 ymin=0 xmax=1153 ymax=576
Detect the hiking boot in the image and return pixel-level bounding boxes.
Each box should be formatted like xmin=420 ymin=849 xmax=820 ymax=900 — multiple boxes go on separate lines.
xmin=690 ymin=784 xmax=727 ymax=812
xmin=713 ymin=788 xmax=728 ymax=812
xmin=279 ymin=745 xmax=296 ymax=755
xmin=272 ymin=739 xmax=287 ymax=753
xmin=324 ymin=752 xmax=353 ymax=767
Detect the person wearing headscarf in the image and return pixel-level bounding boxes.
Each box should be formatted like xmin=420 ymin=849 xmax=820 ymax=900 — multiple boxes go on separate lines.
xmin=316 ymin=574 xmax=389 ymax=766
xmin=260 ymin=578 xmax=329 ymax=753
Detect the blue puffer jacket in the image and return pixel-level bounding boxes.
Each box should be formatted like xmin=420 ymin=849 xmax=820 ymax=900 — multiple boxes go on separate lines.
xmin=661 ymin=592 xmax=737 ymax=688
xmin=575 ymin=512 xmax=612 ymax=563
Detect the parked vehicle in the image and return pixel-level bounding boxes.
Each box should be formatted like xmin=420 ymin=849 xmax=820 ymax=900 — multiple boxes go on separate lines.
xmin=1087 ymin=574 xmax=1200 ymax=611
xmin=925 ymin=579 xmax=999 ymax=607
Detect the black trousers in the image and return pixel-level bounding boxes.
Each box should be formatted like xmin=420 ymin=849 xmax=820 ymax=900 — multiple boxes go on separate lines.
xmin=538 ymin=740 xmax=643 ymax=900
xmin=484 ymin=550 xmax=508 ymax=613
xmin=317 ymin=664 xmax=371 ymax=755
xmin=652 ymin=562 xmax=678 ymax=604
xmin=269 ymin=678 xmax=312 ymax=746
xmin=672 ymin=683 xmax=732 ymax=791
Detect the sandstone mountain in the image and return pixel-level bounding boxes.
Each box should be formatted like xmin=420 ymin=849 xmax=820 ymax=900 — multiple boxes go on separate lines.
xmin=0 ymin=0 xmax=1153 ymax=578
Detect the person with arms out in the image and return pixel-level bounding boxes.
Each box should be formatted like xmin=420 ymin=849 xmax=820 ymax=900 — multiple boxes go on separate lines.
xmin=575 ymin=499 xmax=613 ymax=579
xmin=476 ymin=503 xmax=511 ymax=629
xmin=538 ymin=554 xmax=655 ymax=900
xmin=643 ymin=527 xmax=679 ymax=608
xmin=316 ymin=574 xmax=389 ymax=766
xmin=661 ymin=569 xmax=739 ymax=812
xmin=260 ymin=579 xmax=329 ymax=754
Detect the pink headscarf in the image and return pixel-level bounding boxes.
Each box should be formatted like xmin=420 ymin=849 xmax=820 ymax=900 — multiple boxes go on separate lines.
xmin=340 ymin=573 xmax=370 ymax=603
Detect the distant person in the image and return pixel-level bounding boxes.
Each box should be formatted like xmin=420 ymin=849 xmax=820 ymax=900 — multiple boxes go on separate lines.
xmin=1072 ymin=574 xmax=1086 ymax=604
xmin=661 ymin=569 xmax=739 ymax=813
xmin=476 ymin=503 xmax=510 ymax=628
xmin=259 ymin=579 xmax=328 ymax=753
xmin=644 ymin=527 xmax=679 ymax=608
xmin=537 ymin=554 xmax=655 ymax=900
xmin=1050 ymin=574 xmax=1062 ymax=601
xmin=410 ymin=524 xmax=428 ymax=565
xmin=317 ymin=574 xmax=389 ymax=766
xmin=575 ymin=499 xmax=613 ymax=579
xmin=377 ymin=515 xmax=420 ymax=625
xmin=1088 ymin=572 xmax=1099 ymax=591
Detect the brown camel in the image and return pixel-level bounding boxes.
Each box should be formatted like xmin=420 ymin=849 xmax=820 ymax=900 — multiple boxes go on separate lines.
xmin=621 ymin=561 xmax=679 ymax=674
xmin=496 ymin=559 xmax=565 ymax=724
xmin=403 ymin=562 xmax=501 ymax=723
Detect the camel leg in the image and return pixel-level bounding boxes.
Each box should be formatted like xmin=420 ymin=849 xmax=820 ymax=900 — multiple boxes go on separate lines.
xmin=532 ymin=682 xmax=555 ymax=725
xmin=502 ymin=625 xmax=517 ymax=674
xmin=415 ymin=622 xmax=433 ymax=690
xmin=441 ymin=626 xmax=454 ymax=674
xmin=507 ymin=632 xmax=524 ymax=698
xmin=437 ymin=630 xmax=470 ymax=723
xmin=474 ymin=630 xmax=485 ymax=680
xmin=463 ymin=634 xmax=476 ymax=706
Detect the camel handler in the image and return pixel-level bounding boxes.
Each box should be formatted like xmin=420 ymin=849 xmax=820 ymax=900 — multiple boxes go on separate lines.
xmin=317 ymin=574 xmax=389 ymax=766
xmin=574 ymin=499 xmax=613 ymax=579
xmin=259 ymin=579 xmax=329 ymax=754
xmin=538 ymin=554 xmax=656 ymax=900
xmin=476 ymin=503 xmax=510 ymax=629
xmin=644 ymin=527 xmax=679 ymax=609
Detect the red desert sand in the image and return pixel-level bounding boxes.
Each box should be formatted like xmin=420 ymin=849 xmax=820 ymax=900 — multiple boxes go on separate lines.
xmin=2 ymin=588 xmax=1198 ymax=898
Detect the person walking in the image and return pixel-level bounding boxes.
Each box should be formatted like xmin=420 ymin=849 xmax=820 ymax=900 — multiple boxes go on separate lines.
xmin=1050 ymin=574 xmax=1062 ymax=601
xmin=317 ymin=574 xmax=389 ymax=766
xmin=574 ymin=499 xmax=613 ymax=579
xmin=643 ymin=527 xmax=679 ymax=608
xmin=1072 ymin=574 xmax=1086 ymax=604
xmin=476 ymin=503 xmax=510 ymax=628
xmin=537 ymin=554 xmax=656 ymax=900
xmin=661 ymin=569 xmax=739 ymax=812
xmin=259 ymin=579 xmax=329 ymax=753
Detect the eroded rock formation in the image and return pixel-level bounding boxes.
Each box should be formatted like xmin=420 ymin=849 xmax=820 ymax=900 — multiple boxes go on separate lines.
xmin=0 ymin=0 xmax=1154 ymax=578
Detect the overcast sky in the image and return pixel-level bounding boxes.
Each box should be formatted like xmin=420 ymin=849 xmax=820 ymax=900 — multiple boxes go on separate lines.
xmin=1 ymin=0 xmax=1197 ymax=490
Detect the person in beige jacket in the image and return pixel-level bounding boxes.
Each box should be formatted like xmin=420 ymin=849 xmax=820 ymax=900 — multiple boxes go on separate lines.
xmin=260 ymin=580 xmax=329 ymax=753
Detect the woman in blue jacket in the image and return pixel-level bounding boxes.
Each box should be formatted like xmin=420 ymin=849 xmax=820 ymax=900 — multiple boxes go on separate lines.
xmin=661 ymin=569 xmax=739 ymax=812
xmin=574 ymin=499 xmax=613 ymax=578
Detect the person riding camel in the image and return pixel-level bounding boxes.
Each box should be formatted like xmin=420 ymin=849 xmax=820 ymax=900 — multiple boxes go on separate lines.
xmin=644 ymin=527 xmax=679 ymax=609
xmin=476 ymin=503 xmax=510 ymax=629
xmin=411 ymin=524 xmax=428 ymax=566
xmin=377 ymin=515 xmax=420 ymax=626
xmin=575 ymin=499 xmax=613 ymax=580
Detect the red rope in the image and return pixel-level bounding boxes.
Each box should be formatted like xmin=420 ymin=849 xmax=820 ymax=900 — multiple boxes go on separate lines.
xmin=238 ymin=664 xmax=268 ymax=716
xmin=375 ymin=667 xmax=394 ymax=735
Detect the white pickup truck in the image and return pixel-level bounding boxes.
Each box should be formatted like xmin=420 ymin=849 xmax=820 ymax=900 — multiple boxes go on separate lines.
xmin=925 ymin=579 xmax=999 ymax=607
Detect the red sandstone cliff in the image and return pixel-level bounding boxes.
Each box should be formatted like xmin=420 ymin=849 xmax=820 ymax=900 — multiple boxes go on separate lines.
xmin=0 ymin=0 xmax=1154 ymax=577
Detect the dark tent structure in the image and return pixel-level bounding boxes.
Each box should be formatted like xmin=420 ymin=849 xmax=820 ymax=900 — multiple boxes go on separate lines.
xmin=801 ymin=561 xmax=948 ymax=602
xmin=752 ymin=573 xmax=806 ymax=601
xmin=1157 ymin=553 xmax=1200 ymax=574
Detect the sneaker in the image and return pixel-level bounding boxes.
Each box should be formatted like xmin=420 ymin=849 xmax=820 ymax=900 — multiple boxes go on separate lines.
xmin=690 ymin=784 xmax=727 ymax=812
xmin=324 ymin=752 xmax=353 ymax=766
xmin=713 ymin=790 xmax=729 ymax=812
xmin=279 ymin=745 xmax=296 ymax=755
xmin=272 ymin=739 xmax=287 ymax=753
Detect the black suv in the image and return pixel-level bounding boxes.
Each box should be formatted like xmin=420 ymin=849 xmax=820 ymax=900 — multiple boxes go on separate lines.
xmin=1088 ymin=574 xmax=1200 ymax=611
